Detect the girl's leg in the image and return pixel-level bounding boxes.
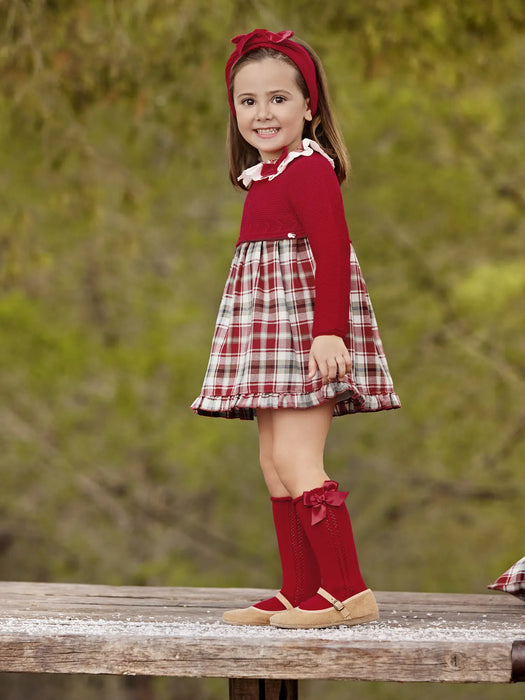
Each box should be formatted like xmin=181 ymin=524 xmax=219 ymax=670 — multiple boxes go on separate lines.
xmin=261 ymin=401 xmax=335 ymax=498
xmin=256 ymin=408 xmax=290 ymax=498
xmin=222 ymin=407 xmax=322 ymax=625
xmin=264 ymin=403 xmax=376 ymax=628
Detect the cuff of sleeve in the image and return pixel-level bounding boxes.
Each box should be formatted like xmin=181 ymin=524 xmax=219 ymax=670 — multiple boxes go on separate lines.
xmin=312 ymin=328 xmax=347 ymax=339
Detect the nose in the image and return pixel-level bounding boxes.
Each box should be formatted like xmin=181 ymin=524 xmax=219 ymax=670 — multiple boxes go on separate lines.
xmin=255 ymin=101 xmax=272 ymax=121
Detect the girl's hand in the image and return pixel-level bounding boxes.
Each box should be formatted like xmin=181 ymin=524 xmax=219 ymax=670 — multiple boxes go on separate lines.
xmin=308 ymin=335 xmax=352 ymax=385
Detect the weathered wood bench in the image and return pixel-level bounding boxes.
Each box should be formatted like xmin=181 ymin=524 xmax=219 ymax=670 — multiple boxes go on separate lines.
xmin=0 ymin=582 xmax=523 ymax=698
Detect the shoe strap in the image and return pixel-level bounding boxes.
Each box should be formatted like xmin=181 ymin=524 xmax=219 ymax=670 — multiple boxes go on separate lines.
xmin=317 ymin=587 xmax=352 ymax=619
xmin=276 ymin=591 xmax=294 ymax=610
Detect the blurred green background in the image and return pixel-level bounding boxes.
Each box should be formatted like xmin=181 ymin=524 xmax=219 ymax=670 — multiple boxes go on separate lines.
xmin=0 ymin=0 xmax=524 ymax=698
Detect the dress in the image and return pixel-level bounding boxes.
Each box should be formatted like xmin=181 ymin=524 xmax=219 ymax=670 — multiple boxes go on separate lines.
xmin=191 ymin=139 xmax=401 ymax=420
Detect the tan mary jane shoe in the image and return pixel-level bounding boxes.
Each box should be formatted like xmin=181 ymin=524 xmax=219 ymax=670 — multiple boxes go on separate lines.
xmin=222 ymin=592 xmax=293 ymax=626
xmin=270 ymin=587 xmax=379 ymax=629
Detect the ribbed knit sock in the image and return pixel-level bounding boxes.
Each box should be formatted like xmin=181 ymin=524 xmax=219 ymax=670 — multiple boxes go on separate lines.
xmin=253 ymin=496 xmax=321 ymax=612
xmin=294 ymin=480 xmax=367 ymax=611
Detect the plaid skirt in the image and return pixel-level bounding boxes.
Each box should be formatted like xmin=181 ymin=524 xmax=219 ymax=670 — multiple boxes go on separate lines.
xmin=191 ymin=238 xmax=401 ymax=420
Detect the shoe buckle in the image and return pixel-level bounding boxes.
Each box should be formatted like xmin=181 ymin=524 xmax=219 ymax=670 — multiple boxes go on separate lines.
xmin=332 ymin=599 xmax=345 ymax=612
xmin=317 ymin=588 xmax=350 ymax=617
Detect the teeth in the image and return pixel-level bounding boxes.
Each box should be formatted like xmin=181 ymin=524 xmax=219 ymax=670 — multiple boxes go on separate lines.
xmin=256 ymin=128 xmax=278 ymax=134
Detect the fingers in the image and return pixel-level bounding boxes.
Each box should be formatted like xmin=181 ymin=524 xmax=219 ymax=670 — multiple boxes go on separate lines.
xmin=324 ymin=351 xmax=353 ymax=384
xmin=309 ymin=354 xmax=331 ymax=384
xmin=311 ymin=355 xmax=351 ymax=384
xmin=336 ymin=352 xmax=350 ymax=380
xmin=308 ymin=337 xmax=352 ymax=384
xmin=324 ymin=354 xmax=347 ymax=383
xmin=307 ymin=352 xmax=318 ymax=380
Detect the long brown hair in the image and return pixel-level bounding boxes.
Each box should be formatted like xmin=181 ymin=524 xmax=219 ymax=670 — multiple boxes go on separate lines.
xmin=227 ymin=39 xmax=349 ymax=190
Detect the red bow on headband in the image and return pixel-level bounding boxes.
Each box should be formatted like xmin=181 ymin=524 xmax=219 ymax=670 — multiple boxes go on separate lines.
xmin=231 ymin=29 xmax=294 ymax=55
xmin=303 ymin=480 xmax=348 ymax=525
xmin=225 ymin=28 xmax=319 ymax=116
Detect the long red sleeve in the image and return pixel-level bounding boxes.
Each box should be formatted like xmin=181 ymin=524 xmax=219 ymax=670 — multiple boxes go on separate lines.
xmin=286 ymin=157 xmax=350 ymax=337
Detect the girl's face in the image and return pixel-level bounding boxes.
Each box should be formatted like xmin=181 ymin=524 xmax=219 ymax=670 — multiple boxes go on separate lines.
xmin=233 ymin=57 xmax=312 ymax=163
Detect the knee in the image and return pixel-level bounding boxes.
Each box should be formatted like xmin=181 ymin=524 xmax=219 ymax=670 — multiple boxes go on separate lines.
xmin=271 ymin=443 xmax=300 ymax=476
xmin=259 ymin=449 xmax=290 ymax=497
xmin=260 ymin=438 xmax=293 ymax=475
xmin=259 ymin=443 xmax=274 ymax=475
xmin=271 ymin=444 xmax=328 ymax=497
xmin=269 ymin=445 xmax=301 ymax=492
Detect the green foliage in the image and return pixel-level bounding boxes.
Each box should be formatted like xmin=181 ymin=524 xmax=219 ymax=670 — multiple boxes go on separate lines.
xmin=1 ymin=1 xmax=524 ymax=698
xmin=453 ymin=260 xmax=525 ymax=316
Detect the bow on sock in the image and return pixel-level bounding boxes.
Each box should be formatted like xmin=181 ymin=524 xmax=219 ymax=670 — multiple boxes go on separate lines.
xmin=303 ymin=480 xmax=348 ymax=525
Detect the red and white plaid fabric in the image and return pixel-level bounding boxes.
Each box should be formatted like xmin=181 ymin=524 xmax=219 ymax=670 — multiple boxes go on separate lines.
xmin=488 ymin=556 xmax=525 ymax=601
xmin=191 ymin=238 xmax=401 ymax=419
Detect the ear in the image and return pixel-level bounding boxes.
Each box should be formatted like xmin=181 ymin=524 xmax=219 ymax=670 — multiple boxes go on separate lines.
xmin=304 ymin=98 xmax=313 ymax=122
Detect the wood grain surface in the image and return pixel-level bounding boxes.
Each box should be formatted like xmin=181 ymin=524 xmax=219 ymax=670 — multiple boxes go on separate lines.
xmin=0 ymin=582 xmax=523 ymax=683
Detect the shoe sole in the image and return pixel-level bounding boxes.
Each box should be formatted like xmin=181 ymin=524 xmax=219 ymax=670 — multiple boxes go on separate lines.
xmin=222 ymin=617 xmax=272 ymax=626
xmin=270 ymin=612 xmax=379 ymax=629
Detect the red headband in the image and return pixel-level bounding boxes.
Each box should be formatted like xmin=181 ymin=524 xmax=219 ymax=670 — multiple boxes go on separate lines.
xmin=225 ymin=29 xmax=319 ymax=116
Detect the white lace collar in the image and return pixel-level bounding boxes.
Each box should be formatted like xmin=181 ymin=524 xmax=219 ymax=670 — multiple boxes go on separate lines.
xmin=237 ymin=138 xmax=335 ymax=188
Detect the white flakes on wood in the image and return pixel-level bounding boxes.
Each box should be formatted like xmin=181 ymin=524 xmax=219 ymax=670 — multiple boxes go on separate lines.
xmin=0 ymin=616 xmax=523 ymax=643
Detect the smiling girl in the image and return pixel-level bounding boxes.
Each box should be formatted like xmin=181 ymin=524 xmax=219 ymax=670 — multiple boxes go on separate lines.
xmin=192 ymin=29 xmax=400 ymax=629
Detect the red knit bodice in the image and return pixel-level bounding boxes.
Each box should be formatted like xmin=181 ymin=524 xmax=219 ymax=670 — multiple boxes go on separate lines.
xmin=237 ymin=150 xmax=351 ymax=338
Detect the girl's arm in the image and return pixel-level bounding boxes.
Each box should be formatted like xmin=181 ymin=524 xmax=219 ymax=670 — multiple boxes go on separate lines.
xmin=287 ymin=155 xmax=351 ymax=338
xmin=287 ymin=156 xmax=352 ymax=383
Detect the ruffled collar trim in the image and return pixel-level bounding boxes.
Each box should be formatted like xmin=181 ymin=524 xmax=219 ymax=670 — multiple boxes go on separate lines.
xmin=238 ymin=138 xmax=335 ymax=188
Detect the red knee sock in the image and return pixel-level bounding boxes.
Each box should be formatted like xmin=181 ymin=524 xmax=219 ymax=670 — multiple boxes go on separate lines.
xmin=294 ymin=480 xmax=367 ymax=611
xmin=254 ymin=496 xmax=321 ymax=612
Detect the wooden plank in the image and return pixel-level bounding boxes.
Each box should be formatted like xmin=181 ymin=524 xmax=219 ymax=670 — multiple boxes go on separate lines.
xmin=0 ymin=584 xmax=520 ymax=622
xmin=0 ymin=631 xmax=514 ymax=682
xmin=0 ymin=583 xmax=522 ymax=683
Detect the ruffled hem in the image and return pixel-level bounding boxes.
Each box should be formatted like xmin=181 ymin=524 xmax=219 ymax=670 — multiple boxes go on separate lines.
xmin=191 ymin=384 xmax=401 ymax=421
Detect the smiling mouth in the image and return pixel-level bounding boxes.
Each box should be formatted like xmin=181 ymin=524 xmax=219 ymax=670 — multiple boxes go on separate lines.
xmin=255 ymin=128 xmax=280 ymax=136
